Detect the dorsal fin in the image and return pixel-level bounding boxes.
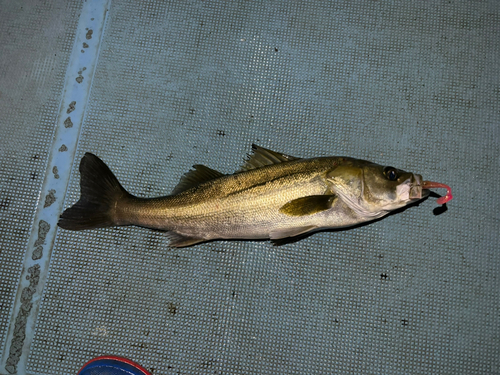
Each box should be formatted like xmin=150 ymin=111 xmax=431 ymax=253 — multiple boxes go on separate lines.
xmin=172 ymin=165 xmax=225 ymax=195
xmin=238 ymin=144 xmax=300 ymax=172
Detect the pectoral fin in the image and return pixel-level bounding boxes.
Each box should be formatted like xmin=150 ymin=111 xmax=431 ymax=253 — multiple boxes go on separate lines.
xmin=279 ymin=195 xmax=336 ymax=217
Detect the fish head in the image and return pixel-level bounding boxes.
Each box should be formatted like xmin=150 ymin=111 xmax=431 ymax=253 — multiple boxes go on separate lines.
xmin=360 ymin=163 xmax=429 ymax=209
xmin=327 ymin=161 xmax=429 ymax=218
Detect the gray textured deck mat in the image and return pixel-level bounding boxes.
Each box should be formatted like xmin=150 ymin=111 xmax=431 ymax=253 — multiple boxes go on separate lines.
xmin=0 ymin=1 xmax=499 ymax=374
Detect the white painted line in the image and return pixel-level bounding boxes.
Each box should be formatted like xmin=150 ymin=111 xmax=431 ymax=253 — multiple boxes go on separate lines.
xmin=0 ymin=1 xmax=111 ymax=373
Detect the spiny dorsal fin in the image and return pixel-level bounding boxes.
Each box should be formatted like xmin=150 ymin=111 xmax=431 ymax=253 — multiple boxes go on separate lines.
xmin=238 ymin=144 xmax=300 ymax=172
xmin=172 ymin=165 xmax=225 ymax=195
xmin=279 ymin=195 xmax=337 ymax=216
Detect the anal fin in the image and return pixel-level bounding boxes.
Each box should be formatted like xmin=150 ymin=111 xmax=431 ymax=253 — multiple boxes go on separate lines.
xmin=168 ymin=232 xmax=206 ymax=248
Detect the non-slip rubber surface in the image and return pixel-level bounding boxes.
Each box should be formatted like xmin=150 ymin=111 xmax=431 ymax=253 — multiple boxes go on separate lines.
xmin=0 ymin=1 xmax=499 ymax=374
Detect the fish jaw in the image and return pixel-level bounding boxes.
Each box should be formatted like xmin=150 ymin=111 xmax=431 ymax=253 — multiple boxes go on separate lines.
xmin=388 ymin=173 xmax=429 ymax=212
xmin=399 ymin=173 xmax=428 ymax=201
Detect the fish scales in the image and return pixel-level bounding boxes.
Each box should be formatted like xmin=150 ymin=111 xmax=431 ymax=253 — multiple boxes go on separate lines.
xmin=120 ymin=158 xmax=341 ymax=239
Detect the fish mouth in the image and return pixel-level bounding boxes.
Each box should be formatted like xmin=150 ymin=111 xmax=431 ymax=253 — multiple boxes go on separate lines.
xmin=408 ymin=174 xmax=428 ymax=200
xmin=409 ymin=185 xmax=429 ymax=200
xmin=397 ymin=174 xmax=428 ymax=201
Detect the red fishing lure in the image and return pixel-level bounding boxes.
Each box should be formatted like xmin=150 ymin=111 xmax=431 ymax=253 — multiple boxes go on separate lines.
xmin=422 ymin=181 xmax=453 ymax=205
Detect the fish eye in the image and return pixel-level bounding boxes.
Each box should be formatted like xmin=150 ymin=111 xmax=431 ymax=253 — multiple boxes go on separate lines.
xmin=383 ymin=167 xmax=398 ymax=181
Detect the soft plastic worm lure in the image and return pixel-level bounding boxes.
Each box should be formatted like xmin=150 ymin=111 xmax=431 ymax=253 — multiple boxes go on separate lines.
xmin=422 ymin=181 xmax=453 ymax=205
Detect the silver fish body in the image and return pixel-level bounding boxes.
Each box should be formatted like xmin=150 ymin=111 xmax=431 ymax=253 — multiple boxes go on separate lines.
xmin=59 ymin=145 xmax=428 ymax=247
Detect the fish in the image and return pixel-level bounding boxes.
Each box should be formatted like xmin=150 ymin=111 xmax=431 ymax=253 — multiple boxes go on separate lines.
xmin=58 ymin=145 xmax=452 ymax=247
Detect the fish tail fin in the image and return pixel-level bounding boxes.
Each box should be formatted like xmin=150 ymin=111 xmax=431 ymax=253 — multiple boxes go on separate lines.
xmin=58 ymin=153 xmax=132 ymax=230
